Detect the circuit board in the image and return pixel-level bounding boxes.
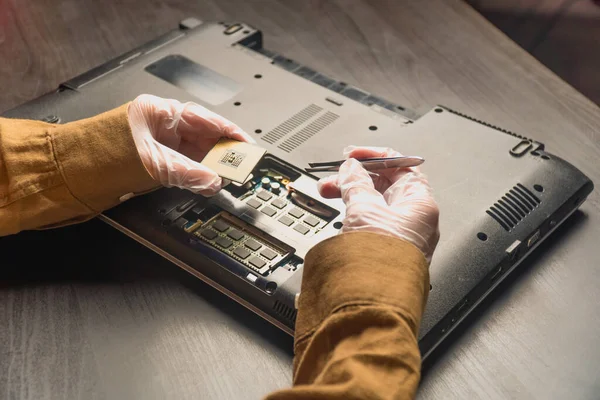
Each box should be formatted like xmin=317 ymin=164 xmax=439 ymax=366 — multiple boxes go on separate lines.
xmin=224 ymin=165 xmax=336 ymax=238
xmin=178 ymin=157 xmax=338 ymax=277
xmin=183 ymin=210 xmax=293 ymax=276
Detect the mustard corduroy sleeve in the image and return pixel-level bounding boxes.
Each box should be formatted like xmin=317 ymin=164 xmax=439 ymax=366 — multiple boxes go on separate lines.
xmin=266 ymin=232 xmax=430 ymax=400
xmin=0 ymin=104 xmax=160 ymax=236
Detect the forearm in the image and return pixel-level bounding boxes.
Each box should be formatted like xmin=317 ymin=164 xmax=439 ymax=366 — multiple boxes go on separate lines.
xmin=0 ymin=104 xmax=159 ymax=236
xmin=266 ymin=232 xmax=429 ymax=400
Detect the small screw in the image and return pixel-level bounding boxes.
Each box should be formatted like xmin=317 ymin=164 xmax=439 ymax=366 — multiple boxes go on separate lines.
xmin=42 ymin=115 xmax=60 ymax=123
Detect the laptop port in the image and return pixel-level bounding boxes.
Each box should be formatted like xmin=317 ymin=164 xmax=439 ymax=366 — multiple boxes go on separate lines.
xmin=224 ymin=23 xmax=242 ymax=35
xmin=490 ymin=266 xmax=503 ymax=283
xmin=505 ymin=240 xmax=521 ymax=264
xmin=447 ymin=298 xmax=471 ymax=330
xmin=527 ymin=230 xmax=540 ymax=248
xmin=457 ymin=298 xmax=470 ymax=314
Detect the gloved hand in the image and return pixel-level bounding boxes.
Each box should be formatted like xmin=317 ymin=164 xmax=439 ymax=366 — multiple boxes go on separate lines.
xmin=317 ymin=146 xmax=440 ymax=263
xmin=127 ymin=94 xmax=254 ymax=196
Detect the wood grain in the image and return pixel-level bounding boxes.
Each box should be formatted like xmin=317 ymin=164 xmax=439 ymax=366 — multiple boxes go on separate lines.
xmin=469 ymin=0 xmax=600 ymax=104
xmin=1 ymin=0 xmax=599 ymax=399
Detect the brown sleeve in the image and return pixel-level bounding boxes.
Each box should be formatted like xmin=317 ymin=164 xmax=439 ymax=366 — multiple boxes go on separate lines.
xmin=265 ymin=232 xmax=429 ymax=400
xmin=0 ymin=104 xmax=160 ymax=236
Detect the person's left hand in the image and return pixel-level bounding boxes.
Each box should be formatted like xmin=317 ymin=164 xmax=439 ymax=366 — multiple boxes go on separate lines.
xmin=127 ymin=94 xmax=254 ymax=196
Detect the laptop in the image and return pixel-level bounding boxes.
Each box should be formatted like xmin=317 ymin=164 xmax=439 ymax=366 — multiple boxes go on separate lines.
xmin=2 ymin=18 xmax=593 ymax=359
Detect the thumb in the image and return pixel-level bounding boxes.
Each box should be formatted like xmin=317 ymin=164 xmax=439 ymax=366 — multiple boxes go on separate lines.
xmin=338 ymin=159 xmax=386 ymax=208
xmin=317 ymin=174 xmax=340 ymax=198
xmin=147 ymin=139 xmax=223 ymax=196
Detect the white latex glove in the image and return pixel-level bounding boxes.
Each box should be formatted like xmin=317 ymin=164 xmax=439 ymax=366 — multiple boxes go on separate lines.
xmin=318 ymin=146 xmax=440 ymax=263
xmin=127 ymin=94 xmax=255 ymax=196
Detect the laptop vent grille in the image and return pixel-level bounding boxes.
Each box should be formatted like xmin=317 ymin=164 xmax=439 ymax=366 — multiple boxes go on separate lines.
xmin=486 ymin=183 xmax=541 ymax=231
xmin=262 ymin=104 xmax=323 ymax=144
xmin=273 ymin=300 xmax=297 ymax=322
xmin=278 ymin=111 xmax=339 ymax=152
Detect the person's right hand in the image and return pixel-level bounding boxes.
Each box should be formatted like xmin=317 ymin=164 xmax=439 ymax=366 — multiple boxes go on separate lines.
xmin=317 ymin=146 xmax=440 ymax=263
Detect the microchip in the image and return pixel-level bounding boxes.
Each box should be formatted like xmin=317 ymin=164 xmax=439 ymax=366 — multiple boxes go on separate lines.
xmin=271 ymin=198 xmax=287 ymax=209
xmin=294 ymin=224 xmax=310 ymax=235
xmin=278 ymin=215 xmax=294 ymax=226
xmin=216 ymin=237 xmax=233 ymax=249
xmin=244 ymin=239 xmax=262 ymax=251
xmin=212 ymin=220 xmax=230 ymax=232
xmin=246 ymin=198 xmax=262 ymax=209
xmin=289 ymin=207 xmax=305 ymax=219
xmin=304 ymin=215 xmax=320 ymax=227
xmin=227 ymin=229 xmax=245 ymax=241
xmin=261 ymin=206 xmax=277 ymax=217
xmin=257 ymin=190 xmax=273 ymax=202
xmin=201 ymin=138 xmax=267 ymax=183
xmin=249 ymin=256 xmax=267 ymax=269
xmin=200 ymin=229 xmax=218 ymax=240
xmin=233 ymin=246 xmax=251 ymax=260
xmin=260 ymin=248 xmax=278 ymax=260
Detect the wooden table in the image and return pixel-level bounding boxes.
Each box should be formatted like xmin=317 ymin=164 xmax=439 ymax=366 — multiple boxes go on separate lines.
xmin=1 ymin=1 xmax=599 ymax=398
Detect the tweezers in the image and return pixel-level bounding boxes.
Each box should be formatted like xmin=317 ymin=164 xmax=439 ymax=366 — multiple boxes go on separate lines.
xmin=305 ymin=156 xmax=424 ymax=173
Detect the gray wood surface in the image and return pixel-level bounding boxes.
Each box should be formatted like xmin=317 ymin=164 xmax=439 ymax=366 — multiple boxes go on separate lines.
xmin=1 ymin=0 xmax=599 ymax=399
xmin=468 ymin=0 xmax=600 ymax=105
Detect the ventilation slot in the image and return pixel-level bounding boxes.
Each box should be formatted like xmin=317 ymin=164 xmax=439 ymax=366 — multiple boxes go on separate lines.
xmin=487 ymin=184 xmax=541 ymax=231
xmin=262 ymin=104 xmax=322 ymax=144
xmin=278 ymin=111 xmax=339 ymax=152
xmin=273 ymin=300 xmax=297 ymax=322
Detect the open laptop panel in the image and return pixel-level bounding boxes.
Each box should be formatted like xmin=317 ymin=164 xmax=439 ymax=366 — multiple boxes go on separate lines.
xmin=2 ymin=19 xmax=593 ymax=359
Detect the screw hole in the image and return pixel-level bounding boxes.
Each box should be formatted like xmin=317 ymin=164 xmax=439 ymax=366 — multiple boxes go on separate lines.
xmin=369 ymin=125 xmax=378 ymax=131
xmin=396 ymin=105 xmax=405 ymax=111
xmin=339 ymin=82 xmax=347 ymax=86
xmin=234 ymin=101 xmax=241 ymax=106
xmin=254 ymin=74 xmax=262 ymax=79
xmin=531 ymin=151 xmax=540 ymax=156
xmin=243 ymin=30 xmax=250 ymax=34
xmin=333 ymin=221 xmax=343 ymax=229
xmin=534 ymin=184 xmax=544 ymax=192
xmin=477 ymin=232 xmax=488 ymax=241
xmin=541 ymin=155 xmax=550 ymax=160
xmin=42 ymin=115 xmax=60 ymax=123
xmin=435 ymin=108 xmax=443 ymax=113
xmin=430 ymin=284 xmax=433 ymax=291
xmin=255 ymin=129 xmax=262 ymax=134
xmin=158 ymin=208 xmax=166 ymax=214
xmin=265 ymin=282 xmax=278 ymax=294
